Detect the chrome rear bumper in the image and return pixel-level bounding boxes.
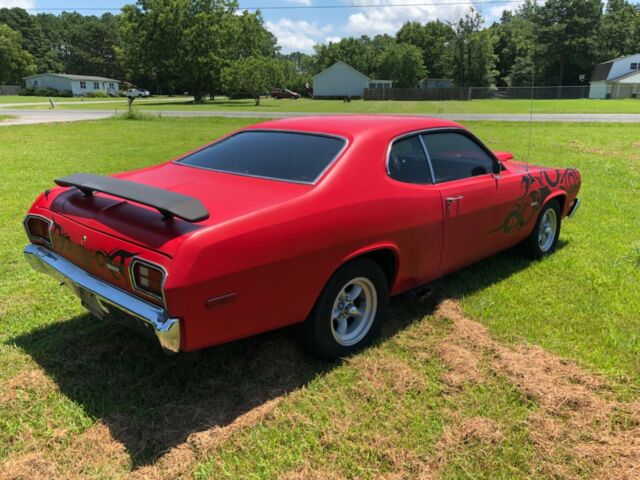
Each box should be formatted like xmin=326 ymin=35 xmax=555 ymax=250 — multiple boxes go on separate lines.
xmin=567 ymin=198 xmax=581 ymax=218
xmin=23 ymin=244 xmax=181 ymax=352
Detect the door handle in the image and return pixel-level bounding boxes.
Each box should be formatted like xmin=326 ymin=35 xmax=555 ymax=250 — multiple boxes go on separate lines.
xmin=445 ymin=195 xmax=463 ymax=211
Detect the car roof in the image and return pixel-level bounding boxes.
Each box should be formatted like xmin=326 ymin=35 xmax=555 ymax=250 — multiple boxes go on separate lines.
xmin=248 ymin=115 xmax=464 ymax=140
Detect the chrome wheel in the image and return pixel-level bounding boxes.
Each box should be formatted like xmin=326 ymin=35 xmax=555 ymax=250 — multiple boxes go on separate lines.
xmin=330 ymin=277 xmax=377 ymax=347
xmin=537 ymin=207 xmax=558 ymax=252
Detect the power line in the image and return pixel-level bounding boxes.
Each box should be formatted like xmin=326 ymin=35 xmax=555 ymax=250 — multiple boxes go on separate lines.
xmin=23 ymin=0 xmax=525 ymax=13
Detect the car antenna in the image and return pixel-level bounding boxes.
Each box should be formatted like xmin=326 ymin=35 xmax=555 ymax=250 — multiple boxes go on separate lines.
xmin=525 ymin=62 xmax=535 ymax=164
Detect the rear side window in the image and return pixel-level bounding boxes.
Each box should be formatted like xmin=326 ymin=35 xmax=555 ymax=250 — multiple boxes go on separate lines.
xmin=177 ymin=131 xmax=346 ymax=183
xmin=421 ymin=132 xmax=496 ymax=183
xmin=388 ymin=135 xmax=432 ymax=184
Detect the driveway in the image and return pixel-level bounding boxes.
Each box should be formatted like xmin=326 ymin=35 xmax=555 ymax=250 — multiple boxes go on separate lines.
xmin=2 ymin=107 xmax=640 ymax=125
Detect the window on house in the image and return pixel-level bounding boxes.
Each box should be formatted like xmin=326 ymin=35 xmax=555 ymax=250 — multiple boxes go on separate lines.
xmin=631 ymin=63 xmax=638 ymax=70
xmin=33 ymin=80 xmax=38 ymax=88
xmin=94 ymin=82 xmax=100 ymax=89
xmin=109 ymin=83 xmax=114 ymax=89
xmin=80 ymin=81 xmax=86 ymax=89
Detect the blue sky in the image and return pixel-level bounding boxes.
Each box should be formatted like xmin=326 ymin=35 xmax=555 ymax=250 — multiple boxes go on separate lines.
xmin=2 ymin=0 xmax=527 ymax=52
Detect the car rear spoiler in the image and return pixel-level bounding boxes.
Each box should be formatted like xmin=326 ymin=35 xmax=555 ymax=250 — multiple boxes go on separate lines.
xmin=55 ymin=173 xmax=209 ymax=222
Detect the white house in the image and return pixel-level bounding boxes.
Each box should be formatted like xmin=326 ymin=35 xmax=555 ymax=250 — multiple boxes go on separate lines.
xmin=24 ymin=73 xmax=120 ymax=97
xmin=589 ymin=54 xmax=640 ymax=99
xmin=312 ymin=61 xmax=392 ymax=98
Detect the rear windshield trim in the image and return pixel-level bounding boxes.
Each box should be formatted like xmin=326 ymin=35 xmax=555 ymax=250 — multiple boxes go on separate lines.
xmin=173 ymin=129 xmax=349 ymax=185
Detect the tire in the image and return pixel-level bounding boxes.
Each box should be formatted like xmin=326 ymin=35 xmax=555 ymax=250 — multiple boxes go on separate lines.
xmin=300 ymin=258 xmax=389 ymax=360
xmin=522 ymin=199 xmax=561 ymax=259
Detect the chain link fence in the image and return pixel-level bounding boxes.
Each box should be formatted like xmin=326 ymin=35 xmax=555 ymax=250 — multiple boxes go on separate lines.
xmin=363 ymin=85 xmax=599 ymax=101
xmin=0 ymin=85 xmax=21 ymax=95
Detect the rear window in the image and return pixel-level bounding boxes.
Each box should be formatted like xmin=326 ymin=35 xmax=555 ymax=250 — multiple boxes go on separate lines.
xmin=176 ymin=131 xmax=346 ymax=183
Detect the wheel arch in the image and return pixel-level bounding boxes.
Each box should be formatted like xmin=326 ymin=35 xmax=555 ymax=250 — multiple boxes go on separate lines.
xmin=340 ymin=244 xmax=400 ymax=291
xmin=545 ymin=192 xmax=566 ymax=216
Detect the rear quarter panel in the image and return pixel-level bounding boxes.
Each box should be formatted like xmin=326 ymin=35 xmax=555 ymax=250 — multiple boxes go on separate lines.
xmin=169 ymin=133 xmax=444 ymax=351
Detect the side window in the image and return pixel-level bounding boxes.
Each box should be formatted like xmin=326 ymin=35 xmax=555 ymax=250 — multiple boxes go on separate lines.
xmin=388 ymin=135 xmax=432 ymax=184
xmin=421 ymin=132 xmax=496 ymax=183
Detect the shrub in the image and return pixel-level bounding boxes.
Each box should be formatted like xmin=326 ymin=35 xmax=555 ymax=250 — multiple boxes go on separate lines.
xmin=60 ymin=90 xmax=73 ymax=98
xmin=20 ymin=88 xmax=35 ymax=96
xmin=118 ymin=109 xmax=159 ymax=121
xmin=34 ymin=87 xmax=60 ymax=97
xmin=91 ymin=91 xmax=108 ymax=98
xmin=83 ymin=91 xmax=96 ymax=98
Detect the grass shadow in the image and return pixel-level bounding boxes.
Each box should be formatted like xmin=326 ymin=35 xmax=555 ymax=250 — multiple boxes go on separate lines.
xmin=12 ymin=242 xmax=555 ymax=467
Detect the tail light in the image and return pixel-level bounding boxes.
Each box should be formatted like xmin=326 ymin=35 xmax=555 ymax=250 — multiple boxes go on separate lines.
xmin=24 ymin=215 xmax=53 ymax=246
xmin=130 ymin=258 xmax=166 ymax=303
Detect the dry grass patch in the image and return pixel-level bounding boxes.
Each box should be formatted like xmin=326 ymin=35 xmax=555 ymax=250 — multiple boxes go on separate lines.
xmin=434 ymin=299 xmax=640 ymax=479
xmin=347 ymin=351 xmax=427 ymax=396
xmin=132 ymin=397 xmax=282 ymax=480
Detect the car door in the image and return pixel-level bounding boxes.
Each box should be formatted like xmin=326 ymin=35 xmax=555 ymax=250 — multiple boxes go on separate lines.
xmin=421 ymin=131 xmax=521 ymax=276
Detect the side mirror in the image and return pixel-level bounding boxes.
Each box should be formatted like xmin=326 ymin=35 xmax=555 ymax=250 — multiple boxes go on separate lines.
xmin=494 ymin=151 xmax=514 ymax=162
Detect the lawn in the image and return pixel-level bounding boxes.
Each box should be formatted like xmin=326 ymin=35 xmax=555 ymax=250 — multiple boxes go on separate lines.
xmin=0 ymin=95 xmax=124 ymax=104
xmin=0 ymin=117 xmax=638 ymax=478
xmin=0 ymin=115 xmax=14 ymax=122
xmin=19 ymin=96 xmax=640 ymax=114
xmin=0 ymin=95 xmax=191 ymax=105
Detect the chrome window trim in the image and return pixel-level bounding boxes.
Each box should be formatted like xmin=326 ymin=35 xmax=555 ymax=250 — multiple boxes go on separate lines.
xmin=129 ymin=257 xmax=168 ymax=308
xmin=173 ymin=129 xmax=350 ymax=186
xmin=385 ymin=127 xmax=501 ymax=185
xmin=23 ymin=214 xmax=53 ymax=247
xmin=417 ymin=134 xmax=436 ymax=184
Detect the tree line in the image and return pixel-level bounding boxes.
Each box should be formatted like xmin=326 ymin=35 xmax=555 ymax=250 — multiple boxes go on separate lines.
xmin=1 ymin=0 xmax=639 ymax=98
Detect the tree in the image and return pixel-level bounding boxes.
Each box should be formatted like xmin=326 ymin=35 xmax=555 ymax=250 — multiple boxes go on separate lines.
xmin=0 ymin=7 xmax=51 ymax=72
xmin=0 ymin=24 xmax=36 ymax=83
xmin=598 ymin=0 xmax=640 ymax=60
xmin=57 ymin=12 xmax=122 ymax=78
xmin=396 ymin=20 xmax=455 ymax=79
xmin=533 ymin=0 xmax=602 ymax=86
xmin=491 ymin=2 xmax=538 ymax=86
xmin=377 ymin=42 xmax=426 ymax=87
xmin=222 ymin=56 xmax=283 ymax=105
xmin=451 ymin=9 xmax=497 ymax=87
xmin=118 ymin=0 xmax=276 ymax=100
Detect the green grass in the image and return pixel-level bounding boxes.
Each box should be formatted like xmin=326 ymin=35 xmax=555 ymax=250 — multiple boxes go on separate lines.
xmin=0 ymin=95 xmax=190 ymax=105
xmin=0 ymin=115 xmax=13 ymax=122
xmin=0 ymin=95 xmax=123 ymax=104
xmin=0 ymin=117 xmax=638 ymax=477
xmin=20 ymin=96 xmax=640 ymax=114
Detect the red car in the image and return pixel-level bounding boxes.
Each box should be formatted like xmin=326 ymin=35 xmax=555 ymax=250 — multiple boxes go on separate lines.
xmin=23 ymin=116 xmax=580 ymax=359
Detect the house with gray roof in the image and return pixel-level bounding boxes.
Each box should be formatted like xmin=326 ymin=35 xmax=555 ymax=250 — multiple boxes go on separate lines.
xmin=312 ymin=61 xmax=392 ymax=98
xmin=23 ymin=73 xmax=120 ymax=97
xmin=589 ymin=54 xmax=640 ymax=99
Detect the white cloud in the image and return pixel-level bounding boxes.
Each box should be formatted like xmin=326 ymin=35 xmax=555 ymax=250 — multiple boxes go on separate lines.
xmin=0 ymin=0 xmax=35 ymax=7
xmin=325 ymin=36 xmax=341 ymax=44
xmin=345 ymin=0 xmax=471 ymax=35
xmin=266 ymin=18 xmax=334 ymax=52
xmin=286 ymin=0 xmax=312 ymax=5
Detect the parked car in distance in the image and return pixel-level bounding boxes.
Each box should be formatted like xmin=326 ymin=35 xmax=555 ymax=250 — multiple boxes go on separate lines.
xmin=138 ymin=89 xmax=151 ymax=97
xmin=23 ymin=116 xmax=580 ymax=359
xmin=125 ymin=88 xmax=141 ymax=98
xmin=271 ymin=88 xmax=301 ymax=99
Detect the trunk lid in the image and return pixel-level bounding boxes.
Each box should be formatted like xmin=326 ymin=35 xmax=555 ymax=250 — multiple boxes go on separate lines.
xmin=47 ymin=162 xmax=312 ymax=257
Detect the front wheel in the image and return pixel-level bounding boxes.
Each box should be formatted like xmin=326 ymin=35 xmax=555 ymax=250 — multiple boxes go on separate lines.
xmin=522 ymin=200 xmax=561 ymax=259
xmin=300 ymin=259 xmax=388 ymax=360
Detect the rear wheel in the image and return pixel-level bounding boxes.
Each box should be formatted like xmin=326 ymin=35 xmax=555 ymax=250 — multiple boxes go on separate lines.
xmin=522 ymin=200 xmax=561 ymax=259
xmin=301 ymin=259 xmax=388 ymax=360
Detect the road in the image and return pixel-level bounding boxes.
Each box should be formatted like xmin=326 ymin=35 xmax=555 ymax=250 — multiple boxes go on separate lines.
xmin=2 ymin=107 xmax=640 ymax=126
